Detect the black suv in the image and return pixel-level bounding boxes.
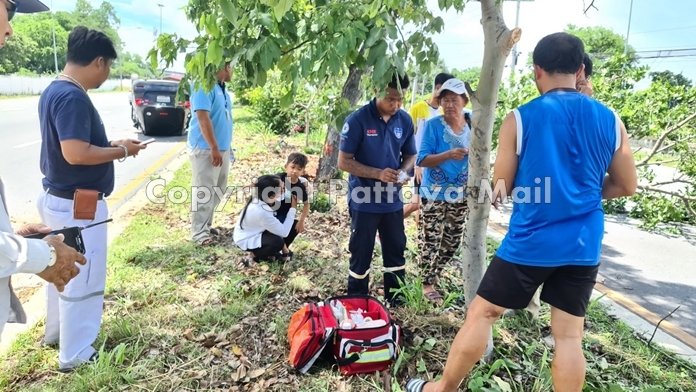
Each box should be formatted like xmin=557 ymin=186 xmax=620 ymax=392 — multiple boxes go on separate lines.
xmin=129 ymin=79 xmax=191 ymax=136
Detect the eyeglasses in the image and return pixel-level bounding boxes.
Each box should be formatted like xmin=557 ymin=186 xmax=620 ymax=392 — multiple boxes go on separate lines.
xmin=7 ymin=0 xmax=17 ymax=22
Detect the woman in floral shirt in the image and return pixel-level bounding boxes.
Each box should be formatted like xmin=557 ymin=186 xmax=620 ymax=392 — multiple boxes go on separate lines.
xmin=416 ymin=78 xmax=471 ymax=305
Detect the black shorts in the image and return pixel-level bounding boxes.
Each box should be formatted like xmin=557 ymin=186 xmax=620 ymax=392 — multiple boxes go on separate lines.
xmin=477 ymin=255 xmax=600 ymax=317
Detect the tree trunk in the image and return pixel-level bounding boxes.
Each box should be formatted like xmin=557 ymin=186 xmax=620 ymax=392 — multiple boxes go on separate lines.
xmin=315 ymin=64 xmax=368 ymax=183
xmin=462 ymin=0 xmax=521 ymax=361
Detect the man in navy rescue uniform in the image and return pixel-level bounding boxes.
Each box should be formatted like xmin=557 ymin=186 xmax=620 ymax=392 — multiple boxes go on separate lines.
xmin=338 ymin=71 xmax=417 ymax=307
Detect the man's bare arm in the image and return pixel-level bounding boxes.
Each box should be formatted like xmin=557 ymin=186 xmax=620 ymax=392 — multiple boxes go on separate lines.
xmin=492 ymin=112 xmax=519 ymax=198
xmin=196 ymin=110 xmax=219 ymax=150
xmin=61 ymin=140 xmax=130 ymax=165
xmin=399 ymin=154 xmax=417 ymax=173
xmin=603 ymin=119 xmax=637 ymax=199
xmin=338 ymin=151 xmax=381 ymax=180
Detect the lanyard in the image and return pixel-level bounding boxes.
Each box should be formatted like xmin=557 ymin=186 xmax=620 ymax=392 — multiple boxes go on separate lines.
xmin=218 ymin=82 xmax=228 ymax=109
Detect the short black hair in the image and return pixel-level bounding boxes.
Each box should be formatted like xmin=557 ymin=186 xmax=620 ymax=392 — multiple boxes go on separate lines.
xmin=532 ymin=32 xmax=585 ymax=75
xmin=434 ymin=73 xmax=455 ymax=87
xmin=286 ymin=152 xmax=308 ymax=168
xmin=583 ymin=53 xmax=593 ymax=78
xmin=387 ymin=70 xmax=410 ymax=90
xmin=66 ymin=26 xmax=118 ymax=67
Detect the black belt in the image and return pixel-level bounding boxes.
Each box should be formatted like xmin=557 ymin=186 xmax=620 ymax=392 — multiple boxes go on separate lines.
xmin=44 ymin=187 xmax=104 ymax=200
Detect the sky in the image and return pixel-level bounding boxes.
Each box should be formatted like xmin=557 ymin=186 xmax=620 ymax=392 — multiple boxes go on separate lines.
xmin=48 ymin=0 xmax=696 ymax=90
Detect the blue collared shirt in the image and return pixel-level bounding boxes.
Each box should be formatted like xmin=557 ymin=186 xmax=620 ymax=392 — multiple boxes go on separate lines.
xmin=187 ymin=82 xmax=233 ymax=151
xmin=339 ymin=99 xmax=417 ymax=213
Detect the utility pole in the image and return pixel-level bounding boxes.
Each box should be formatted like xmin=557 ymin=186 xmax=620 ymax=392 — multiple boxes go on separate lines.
xmin=470 ymin=0 xmax=532 ymax=79
xmin=158 ymin=4 xmax=164 ymax=36
xmin=509 ymin=0 xmax=522 ymax=77
xmin=624 ymin=0 xmax=634 ymax=55
xmin=51 ymin=0 xmax=58 ymax=74
xmin=410 ymin=75 xmax=417 ymax=108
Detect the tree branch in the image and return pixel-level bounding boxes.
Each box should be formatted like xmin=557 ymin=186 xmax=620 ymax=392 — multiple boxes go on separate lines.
xmin=647 ymin=305 xmax=680 ymax=349
xmin=583 ymin=0 xmax=598 ymax=14
xmin=392 ymin=12 xmax=409 ymax=54
xmin=281 ymin=27 xmax=328 ymax=56
xmin=638 ymin=185 xmax=696 ymax=202
xmin=684 ymin=200 xmax=696 ymax=217
xmin=650 ymin=159 xmax=681 ymax=166
xmin=638 ymin=112 xmax=696 ymax=166
xmin=656 ymin=133 xmax=696 ymax=155
xmin=649 ymin=179 xmax=692 ymax=187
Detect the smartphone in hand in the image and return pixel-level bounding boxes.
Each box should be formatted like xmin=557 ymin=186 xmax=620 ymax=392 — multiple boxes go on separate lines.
xmin=141 ymin=138 xmax=156 ymax=145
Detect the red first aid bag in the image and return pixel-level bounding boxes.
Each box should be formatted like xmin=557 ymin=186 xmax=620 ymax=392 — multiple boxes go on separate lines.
xmin=287 ymin=295 xmax=401 ymax=376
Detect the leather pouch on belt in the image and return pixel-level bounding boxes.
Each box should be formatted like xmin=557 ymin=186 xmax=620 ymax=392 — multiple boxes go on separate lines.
xmin=73 ymin=189 xmax=98 ymax=220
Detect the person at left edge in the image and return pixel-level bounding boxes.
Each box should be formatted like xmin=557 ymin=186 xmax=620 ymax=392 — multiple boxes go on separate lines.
xmin=37 ymin=26 xmax=147 ymax=373
xmin=0 ymin=0 xmax=87 ymax=346
xmin=338 ymin=71 xmax=417 ymax=307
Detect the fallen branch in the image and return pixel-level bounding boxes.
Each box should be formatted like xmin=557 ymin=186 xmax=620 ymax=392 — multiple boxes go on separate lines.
xmin=649 ymin=179 xmax=692 ymax=187
xmin=649 ymin=159 xmax=681 ymax=166
xmin=639 ymin=184 xmax=696 ymax=199
xmin=639 ymin=112 xmax=696 ymax=166
xmin=656 ymin=133 xmax=696 ymax=155
xmin=638 ymin=185 xmax=696 ymax=201
xmin=647 ymin=305 xmax=681 ymax=349
xmin=685 ymin=200 xmax=696 ymax=217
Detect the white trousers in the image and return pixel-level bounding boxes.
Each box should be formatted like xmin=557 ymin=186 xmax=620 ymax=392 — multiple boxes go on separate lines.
xmin=37 ymin=190 xmax=109 ymax=369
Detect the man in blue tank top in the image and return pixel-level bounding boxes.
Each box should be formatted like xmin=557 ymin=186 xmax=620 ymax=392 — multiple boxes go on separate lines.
xmin=405 ymin=32 xmax=637 ymax=392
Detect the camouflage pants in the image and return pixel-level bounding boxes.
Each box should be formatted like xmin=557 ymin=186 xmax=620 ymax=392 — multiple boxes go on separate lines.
xmin=418 ymin=199 xmax=469 ymax=286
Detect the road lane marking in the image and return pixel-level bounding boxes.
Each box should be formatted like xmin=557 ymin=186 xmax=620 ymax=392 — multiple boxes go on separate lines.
xmin=106 ymin=141 xmax=185 ymax=209
xmin=486 ymin=220 xmax=696 ymax=351
xmin=594 ymin=282 xmax=696 ymax=351
xmin=13 ymin=139 xmax=41 ymax=148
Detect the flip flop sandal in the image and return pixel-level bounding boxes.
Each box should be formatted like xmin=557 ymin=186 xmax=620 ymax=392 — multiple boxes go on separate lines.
xmin=405 ymin=378 xmax=429 ymax=392
xmin=278 ymin=251 xmax=294 ymax=263
xmin=424 ymin=290 xmax=444 ymax=304
xmin=199 ymin=237 xmax=220 ymax=247
xmin=241 ymin=256 xmax=259 ymax=268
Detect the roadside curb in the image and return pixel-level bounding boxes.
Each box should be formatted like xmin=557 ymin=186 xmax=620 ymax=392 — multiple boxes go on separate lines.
xmin=0 ymin=144 xmax=189 ymax=355
xmin=485 ymin=222 xmax=696 ymax=364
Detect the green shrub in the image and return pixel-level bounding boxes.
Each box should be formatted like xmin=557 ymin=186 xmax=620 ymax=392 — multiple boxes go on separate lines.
xmin=239 ymin=69 xmax=312 ymax=135
xmin=310 ymin=192 xmax=333 ymax=213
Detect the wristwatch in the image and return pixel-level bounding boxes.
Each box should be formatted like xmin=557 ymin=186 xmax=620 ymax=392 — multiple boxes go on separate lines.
xmin=47 ymin=244 xmax=57 ymax=267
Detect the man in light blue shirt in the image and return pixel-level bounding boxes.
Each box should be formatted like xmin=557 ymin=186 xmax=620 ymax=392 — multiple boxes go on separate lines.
xmin=188 ymin=61 xmax=234 ymax=246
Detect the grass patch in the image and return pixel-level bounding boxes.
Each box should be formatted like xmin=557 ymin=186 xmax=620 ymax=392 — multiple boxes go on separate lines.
xmin=0 ymin=106 xmax=693 ymax=391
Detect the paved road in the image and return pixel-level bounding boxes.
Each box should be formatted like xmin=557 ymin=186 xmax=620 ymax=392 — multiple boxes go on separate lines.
xmin=0 ymin=92 xmax=186 ymax=222
xmin=489 ymin=204 xmax=696 ymax=339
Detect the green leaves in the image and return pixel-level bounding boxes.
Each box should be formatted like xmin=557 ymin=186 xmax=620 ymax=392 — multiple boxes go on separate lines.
xmin=271 ymin=0 xmax=293 ymax=22
xmin=259 ymin=39 xmax=281 ymax=71
xmin=366 ymin=40 xmax=388 ymax=66
xmin=149 ymin=0 xmax=469 ymax=116
xmin=219 ymin=0 xmax=239 ymax=27
xmin=206 ymin=39 xmax=223 ymax=66
xmin=373 ymin=56 xmax=391 ymax=81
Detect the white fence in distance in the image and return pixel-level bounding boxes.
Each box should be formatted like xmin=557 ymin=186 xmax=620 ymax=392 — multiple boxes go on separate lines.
xmin=0 ymin=75 xmax=128 ymax=96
